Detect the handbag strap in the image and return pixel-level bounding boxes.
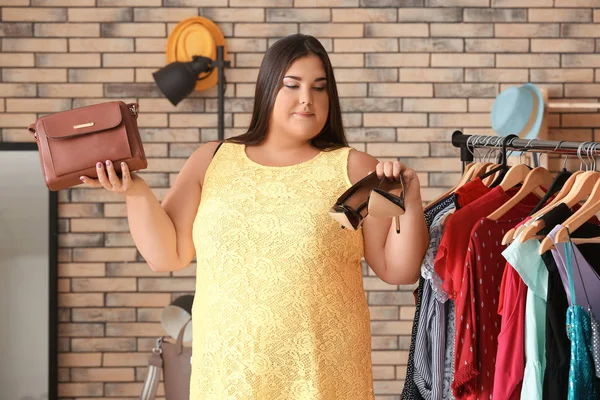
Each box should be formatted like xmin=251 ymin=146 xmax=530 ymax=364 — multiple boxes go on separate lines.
xmin=27 ymin=102 xmax=140 ymax=137
xmin=140 ymin=338 xmax=164 ymax=400
xmin=176 ymin=318 xmax=192 ymax=355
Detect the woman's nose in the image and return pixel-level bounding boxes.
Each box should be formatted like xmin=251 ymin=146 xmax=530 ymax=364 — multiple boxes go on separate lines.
xmin=299 ymin=88 xmax=313 ymax=105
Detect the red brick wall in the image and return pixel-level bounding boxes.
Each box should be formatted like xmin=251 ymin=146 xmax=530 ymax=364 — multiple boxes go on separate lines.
xmin=2 ymin=0 xmax=599 ymax=398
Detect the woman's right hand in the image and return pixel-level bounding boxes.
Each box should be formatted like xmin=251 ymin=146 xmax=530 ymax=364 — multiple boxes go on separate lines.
xmin=80 ymin=160 xmax=138 ymax=194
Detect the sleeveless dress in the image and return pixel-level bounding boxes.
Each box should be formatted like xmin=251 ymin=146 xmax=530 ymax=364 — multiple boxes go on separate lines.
xmin=189 ymin=142 xmax=375 ymax=399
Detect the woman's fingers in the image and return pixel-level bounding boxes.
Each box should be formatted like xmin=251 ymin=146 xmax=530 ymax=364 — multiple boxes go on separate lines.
xmin=120 ymin=162 xmax=132 ymax=191
xmin=105 ymin=160 xmax=122 ymax=190
xmin=96 ymin=161 xmax=113 ymax=190
xmin=80 ymin=175 xmax=103 ymax=188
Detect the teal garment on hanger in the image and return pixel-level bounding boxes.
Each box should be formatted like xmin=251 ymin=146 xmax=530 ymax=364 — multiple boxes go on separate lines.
xmin=564 ymin=240 xmax=596 ymax=400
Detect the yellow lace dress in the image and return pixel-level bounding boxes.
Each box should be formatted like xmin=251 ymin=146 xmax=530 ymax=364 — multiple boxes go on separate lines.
xmin=190 ymin=142 xmax=374 ymax=399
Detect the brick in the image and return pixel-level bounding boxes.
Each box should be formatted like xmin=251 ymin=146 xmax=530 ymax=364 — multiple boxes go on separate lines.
xmin=34 ymin=23 xmax=99 ymax=37
xmin=104 ymin=204 xmax=127 ymax=217
xmin=223 ymin=68 xmax=259 ymax=83
xmin=400 ymin=38 xmax=463 ymax=52
xmin=497 ymin=54 xmax=560 ymax=68
xmin=557 ymin=0 xmax=600 ymax=5
xmin=3 ymin=68 xmax=66 ymax=82
xmin=58 ymin=263 xmax=106 ymax=278
xmin=6 ymin=98 xmax=71 ymax=113
xmin=0 ymin=23 xmax=33 ymax=36
xmin=530 ymin=9 xmax=592 ymax=22
xmin=2 ymin=129 xmax=36 ymax=142
xmin=99 ymin=0 xmax=161 ymax=4
xmin=295 ymin=0 xmax=357 ymax=5
xmin=59 ymin=293 xmax=104 ymax=307
xmin=70 ymin=189 xmax=127 ymax=203
xmin=58 ymin=353 xmax=102 ymax=367
xmin=332 ymin=8 xmax=397 ymax=22
xmin=373 ymin=380 xmax=404 ymax=394
xmin=362 ymin=0 xmax=422 ymax=5
xmin=68 ymin=68 xmax=134 ymax=83
xmin=532 ymin=39 xmax=595 ymax=53
xmin=403 ymin=98 xmax=467 ymax=112
xmin=3 ymin=7 xmax=67 ymax=22
xmin=103 ymin=352 xmax=151 ymax=367
xmin=2 ymin=38 xmax=66 ymax=52
xmin=369 ymin=306 xmax=399 ymax=320
xmin=106 ymin=322 xmax=164 ymax=337
xmin=398 ymin=8 xmax=461 ymax=22
xmin=138 ymin=278 xmax=195 ymax=292
xmin=33 ymin=0 xmax=94 ymax=4
xmin=69 ymin=7 xmax=132 ymax=22
xmin=531 ymin=69 xmax=594 ymax=82
xmin=58 ymin=279 xmax=70 ymax=293
xmin=70 ymin=38 xmax=133 ymax=52
xmin=0 ymin=0 xmax=28 ymax=3
xmin=140 ymin=128 xmax=200 ymax=142
xmin=429 ymin=113 xmax=490 ymax=127
xmin=336 ymin=68 xmax=398 ymax=83
xmin=373 ymin=365 xmax=396 ymax=379
xmin=73 ymin=248 xmax=137 ymax=262
xmin=59 ymin=323 xmax=104 ymax=337
xmin=400 ymin=68 xmax=463 ymax=83
xmin=59 ymin=233 xmax=103 ymax=248
xmin=58 ymin=338 xmax=70 ymax=352
xmin=41 ymin=83 xmax=103 ymax=97
xmin=345 ymin=128 xmax=396 ymax=142
xmin=103 ymin=54 xmax=163 ymax=68
xmin=71 ymin=338 xmax=137 ymax=352
xmin=71 ymin=367 xmax=135 ymax=382
xmin=335 ymin=38 xmax=398 ymax=52
xmin=106 ymin=293 xmax=171 ymax=307
xmin=70 ymin=218 xmax=129 ymax=232
xmin=492 ymin=0 xmax=552 ymax=5
xmin=563 ymin=55 xmax=600 ymax=68
xmin=234 ymin=23 xmax=297 ymax=37
xmin=431 ymin=23 xmax=492 ymax=37
xmin=403 ymin=157 xmax=462 ymax=172
xmin=137 ymin=308 xmax=163 ymax=322
xmin=0 ymin=113 xmax=37 ymax=127
xmin=431 ymin=0 xmax=487 ymax=4
xmin=562 ymin=114 xmax=600 ymax=127
xmin=224 ymin=38 xmax=267 ymax=52
xmin=72 ymin=278 xmax=137 ymax=292
xmin=106 ymin=382 xmax=164 ymax=397
xmin=165 ymin=0 xmax=227 ymax=4
xmin=138 ymin=114 xmax=169 ymax=128
xmin=58 ymin=383 xmax=103 ymax=397
xmin=562 ymin=24 xmax=600 ymax=38
xmin=105 ymin=232 xmax=135 ymax=247
xmin=36 ymin=53 xmax=100 ymax=67
xmin=468 ymin=98 xmax=495 ymax=112
xmin=267 ymin=8 xmax=330 ymax=22
xmin=431 ymin=53 xmax=494 ymax=68
xmin=58 ymin=203 xmax=103 ymax=218
xmin=466 ymin=39 xmax=528 ymax=52
xmin=206 ymin=98 xmax=254 ymax=112
xmin=0 ymin=53 xmax=34 ymax=67
xmin=341 ymin=98 xmax=402 ymax=112
xmin=365 ymin=23 xmax=428 ymax=37
xmin=300 ymin=23 xmax=363 ymax=37
xmin=464 ymin=8 xmax=526 ymax=22
xmin=397 ymin=128 xmax=452 ymax=142
xmin=372 ymin=336 xmax=399 ymax=350
xmin=169 ymin=143 xmax=202 ymax=158
xmin=135 ymin=38 xmax=167 ymax=52
xmin=366 ymin=142 xmax=429 ymax=156
xmin=366 ymin=53 xmax=429 ymax=67
xmin=198 ymin=8 xmax=263 ymax=23
xmin=495 ymin=23 xmax=559 ymax=37
xmin=465 ymin=68 xmax=529 ymax=82
xmin=101 ymin=22 xmax=166 ymax=37
xmin=435 ymin=83 xmax=498 ymax=97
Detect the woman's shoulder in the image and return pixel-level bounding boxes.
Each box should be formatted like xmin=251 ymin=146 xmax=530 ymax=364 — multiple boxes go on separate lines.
xmin=183 ymin=141 xmax=225 ymax=187
xmin=346 ymin=147 xmax=379 ymax=186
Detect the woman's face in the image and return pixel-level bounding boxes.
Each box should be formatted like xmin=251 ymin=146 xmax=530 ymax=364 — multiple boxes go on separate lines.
xmin=269 ymin=54 xmax=329 ymax=142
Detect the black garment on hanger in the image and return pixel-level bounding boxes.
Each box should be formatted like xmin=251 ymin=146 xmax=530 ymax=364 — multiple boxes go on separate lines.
xmin=538 ymin=203 xmax=600 ymax=400
xmin=529 ymin=169 xmax=571 ymax=215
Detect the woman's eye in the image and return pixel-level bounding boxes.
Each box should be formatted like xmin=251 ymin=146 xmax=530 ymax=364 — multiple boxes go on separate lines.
xmin=313 ymin=86 xmax=326 ymax=91
xmin=284 ymin=85 xmax=298 ymax=89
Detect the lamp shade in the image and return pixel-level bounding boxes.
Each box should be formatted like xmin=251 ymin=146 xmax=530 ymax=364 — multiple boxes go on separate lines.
xmin=152 ymin=56 xmax=212 ymax=106
xmin=160 ymin=295 xmax=194 ymax=342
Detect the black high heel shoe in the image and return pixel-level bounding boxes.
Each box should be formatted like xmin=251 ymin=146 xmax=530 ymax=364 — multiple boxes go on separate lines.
xmin=367 ymin=175 xmax=406 ymax=234
xmin=329 ymin=171 xmax=381 ymax=231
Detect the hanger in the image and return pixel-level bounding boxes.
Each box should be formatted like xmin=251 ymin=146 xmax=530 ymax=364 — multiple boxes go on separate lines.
xmin=488 ymin=166 xmax=553 ymax=221
xmin=539 ymin=142 xmax=600 ymax=253
xmin=554 ymin=143 xmax=600 ymax=244
xmin=518 ymin=150 xmax=582 ymax=243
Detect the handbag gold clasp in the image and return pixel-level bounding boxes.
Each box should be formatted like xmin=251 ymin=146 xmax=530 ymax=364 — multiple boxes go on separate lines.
xmin=73 ymin=122 xmax=94 ymax=129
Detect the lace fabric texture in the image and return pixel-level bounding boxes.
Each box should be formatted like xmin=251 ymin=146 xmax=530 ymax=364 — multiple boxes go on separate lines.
xmin=190 ymin=142 xmax=374 ymax=399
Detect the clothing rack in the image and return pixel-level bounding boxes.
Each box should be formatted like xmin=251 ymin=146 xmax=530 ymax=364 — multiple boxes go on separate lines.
xmin=451 ymin=130 xmax=600 ymax=172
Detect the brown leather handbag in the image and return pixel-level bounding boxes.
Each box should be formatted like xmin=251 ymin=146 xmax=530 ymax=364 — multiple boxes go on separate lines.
xmin=28 ymin=101 xmax=147 ymax=191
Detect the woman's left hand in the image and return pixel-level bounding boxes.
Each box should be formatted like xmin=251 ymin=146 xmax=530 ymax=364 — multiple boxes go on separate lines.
xmin=374 ymin=161 xmax=422 ymax=203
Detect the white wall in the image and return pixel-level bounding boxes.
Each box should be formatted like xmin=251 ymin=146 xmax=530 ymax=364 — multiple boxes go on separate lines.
xmin=0 ymin=150 xmax=49 ymax=400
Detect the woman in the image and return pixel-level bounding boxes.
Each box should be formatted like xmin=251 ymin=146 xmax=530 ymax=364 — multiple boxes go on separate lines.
xmin=81 ymin=34 xmax=429 ymax=399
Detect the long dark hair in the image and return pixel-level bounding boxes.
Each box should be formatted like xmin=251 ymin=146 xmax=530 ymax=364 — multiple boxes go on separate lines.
xmin=226 ymin=34 xmax=348 ymax=151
